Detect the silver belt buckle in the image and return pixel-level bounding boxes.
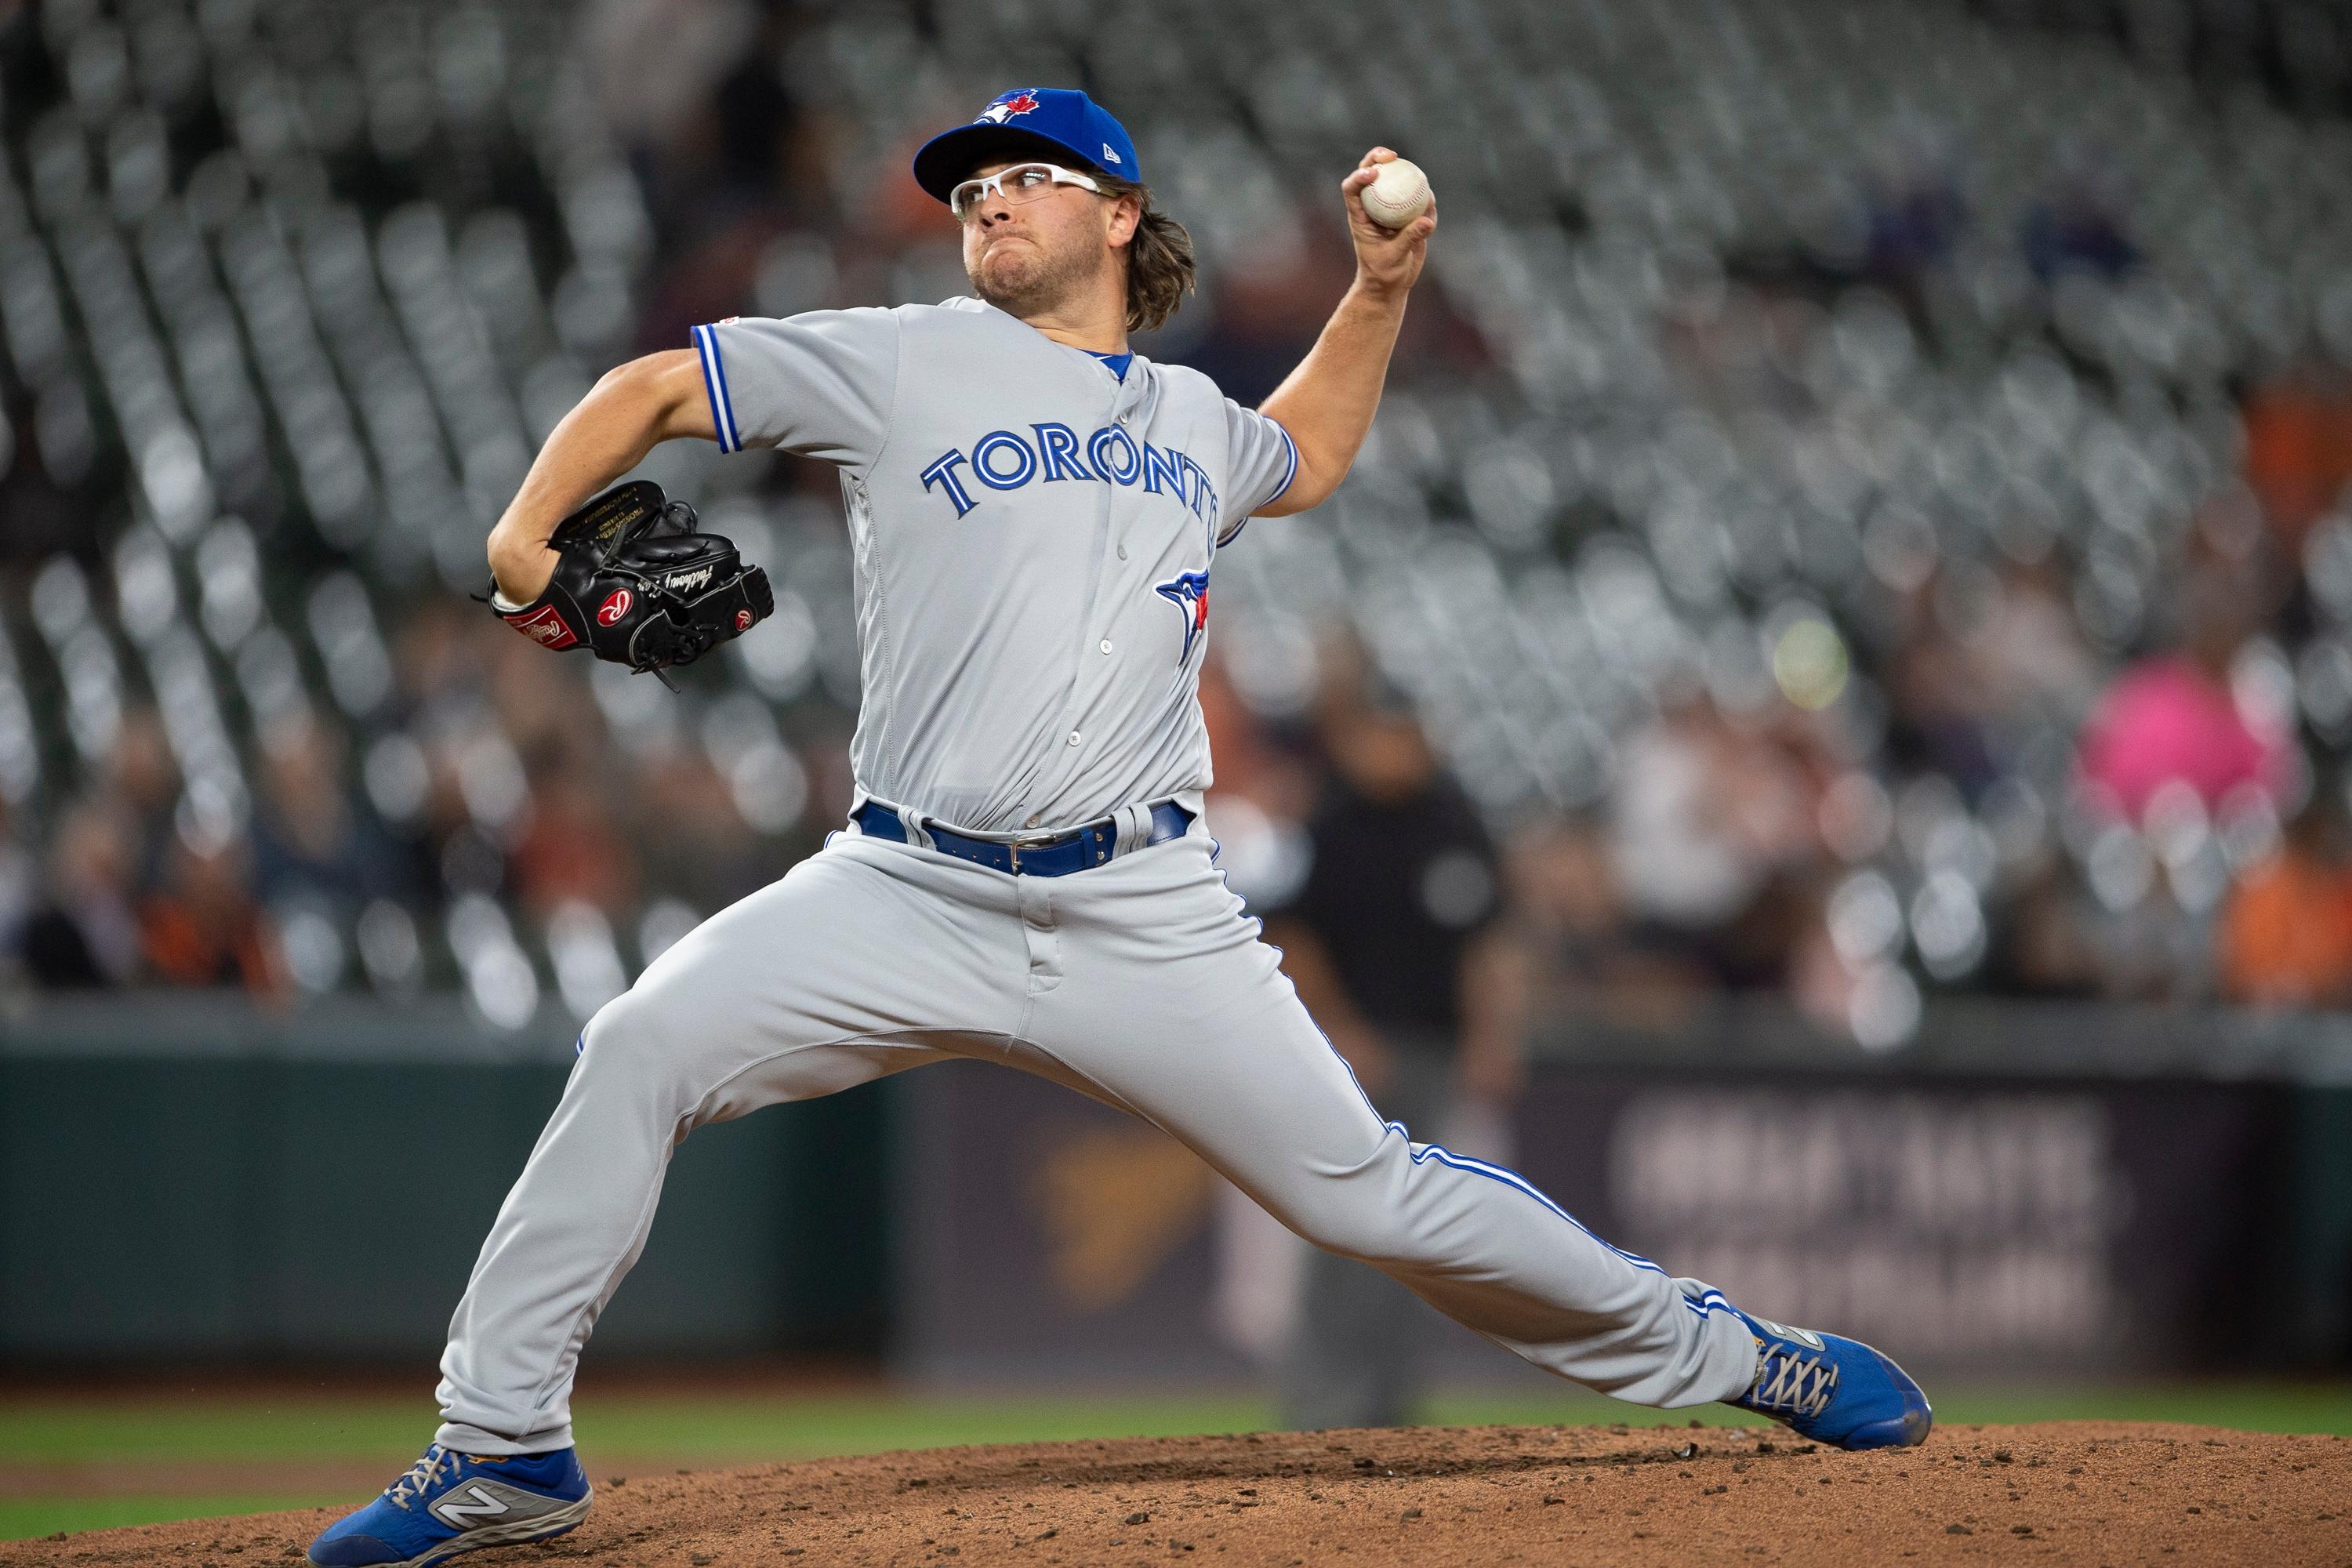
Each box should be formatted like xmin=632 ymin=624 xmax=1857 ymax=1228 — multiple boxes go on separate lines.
xmin=1007 ymin=826 xmax=1062 ymax=873
xmin=1007 ymin=816 xmax=1112 ymax=872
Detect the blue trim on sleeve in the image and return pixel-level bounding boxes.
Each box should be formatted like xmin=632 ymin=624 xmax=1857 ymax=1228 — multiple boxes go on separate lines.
xmin=1217 ymin=419 xmax=1298 ymax=549
xmin=1269 ymin=419 xmax=1300 ymax=503
xmin=691 ymin=324 xmax=742 ymax=453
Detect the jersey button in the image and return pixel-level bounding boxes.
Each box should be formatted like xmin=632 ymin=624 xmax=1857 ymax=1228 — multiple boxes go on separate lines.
xmin=1025 ymin=813 xmax=1043 ymax=828
xmin=1067 ymin=731 xmax=1082 ymax=746
xmin=1117 ymin=544 xmax=1128 ymax=560
xmin=1099 ymin=639 xmax=1113 ymax=655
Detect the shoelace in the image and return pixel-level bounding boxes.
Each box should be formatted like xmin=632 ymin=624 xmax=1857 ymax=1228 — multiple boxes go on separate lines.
xmin=384 ymin=1446 xmax=460 ymax=1511
xmin=1746 ymin=1340 xmax=1839 ymax=1421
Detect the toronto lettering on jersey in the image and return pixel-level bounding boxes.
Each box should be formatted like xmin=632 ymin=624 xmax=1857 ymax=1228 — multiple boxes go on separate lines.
xmin=919 ymin=424 xmax=1220 ymax=528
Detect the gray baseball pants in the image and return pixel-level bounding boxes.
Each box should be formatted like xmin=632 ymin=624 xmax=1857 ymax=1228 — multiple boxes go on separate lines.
xmin=435 ymin=824 xmax=1758 ymax=1454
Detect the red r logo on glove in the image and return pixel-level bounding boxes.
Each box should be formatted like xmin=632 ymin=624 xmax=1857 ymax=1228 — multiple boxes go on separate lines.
xmin=735 ymin=608 xmax=753 ymax=630
xmin=597 ymin=588 xmax=633 ymax=626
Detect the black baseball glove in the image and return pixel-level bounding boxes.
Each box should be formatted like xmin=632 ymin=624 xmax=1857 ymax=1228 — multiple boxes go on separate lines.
xmin=489 ymin=481 xmax=772 ymax=675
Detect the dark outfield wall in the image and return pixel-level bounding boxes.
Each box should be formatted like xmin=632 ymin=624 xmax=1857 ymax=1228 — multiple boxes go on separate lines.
xmin=0 ymin=996 xmax=887 ymax=1362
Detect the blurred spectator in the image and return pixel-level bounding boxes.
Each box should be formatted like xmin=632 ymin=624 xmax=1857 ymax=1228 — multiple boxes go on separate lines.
xmin=2020 ymin=163 xmax=2138 ymax=282
xmin=1988 ymin=863 xmax=2107 ymax=1000
xmin=1862 ymin=138 xmax=1965 ymax=289
xmin=1497 ymin=815 xmax=1707 ymax=1028
xmin=105 ymin=707 xmax=182 ymax=891
xmin=250 ymin=711 xmax=411 ymax=913
xmin=1265 ymin=638 xmax=1521 ymax=1430
xmin=2074 ymin=579 xmax=2289 ymax=822
xmin=1606 ymin=695 xmax=1817 ymax=982
xmin=1971 ymin=557 xmax=2100 ymax=723
xmin=17 ymin=797 xmax=143 ymax=989
xmin=630 ymin=752 xmax=773 ymax=913
xmin=140 ymin=829 xmax=280 ymax=993
xmin=507 ymin=749 xmax=641 ymax=917
xmin=2220 ymin=801 xmax=2352 ymax=1007
xmin=2243 ymin=359 xmax=2352 ymax=545
xmin=1886 ymin=614 xmax=2004 ymax=797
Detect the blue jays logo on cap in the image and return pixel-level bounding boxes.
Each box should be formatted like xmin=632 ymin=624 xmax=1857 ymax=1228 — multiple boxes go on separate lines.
xmin=977 ymin=90 xmax=1041 ymax=124
xmin=913 ymin=88 xmax=1142 ymax=203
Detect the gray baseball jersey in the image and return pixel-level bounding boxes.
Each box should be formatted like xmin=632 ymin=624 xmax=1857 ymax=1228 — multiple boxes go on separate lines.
xmin=691 ymin=299 xmax=1298 ymax=833
xmin=431 ymin=301 xmax=1762 ymax=1461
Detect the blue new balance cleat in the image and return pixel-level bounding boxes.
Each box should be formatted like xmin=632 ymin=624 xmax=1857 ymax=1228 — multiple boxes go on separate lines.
xmin=1725 ymin=1307 xmax=1933 ymax=1450
xmin=307 ymin=1443 xmax=592 ymax=1567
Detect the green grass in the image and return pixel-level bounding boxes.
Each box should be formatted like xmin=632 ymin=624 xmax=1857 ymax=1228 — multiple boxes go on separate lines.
xmin=0 ymin=1391 xmax=1281 ymax=1469
xmin=0 ymin=1495 xmax=350 ymax=1543
xmin=6 ymin=1381 xmax=2349 ymax=1541
xmin=1422 ymin=1381 xmax=2352 ymax=1437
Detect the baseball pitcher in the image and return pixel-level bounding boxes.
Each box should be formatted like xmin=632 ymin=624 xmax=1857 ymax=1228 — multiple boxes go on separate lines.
xmin=307 ymin=89 xmax=1929 ymax=1568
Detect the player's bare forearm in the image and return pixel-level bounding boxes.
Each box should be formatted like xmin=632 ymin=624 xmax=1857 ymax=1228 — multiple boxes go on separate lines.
xmin=1254 ymin=147 xmax=1436 ymax=518
xmin=486 ymin=350 xmax=717 ymax=601
xmin=1256 ymin=281 xmax=1410 ymax=517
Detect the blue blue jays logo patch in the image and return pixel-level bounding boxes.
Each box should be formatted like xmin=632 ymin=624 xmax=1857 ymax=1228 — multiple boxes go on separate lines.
xmin=1155 ymin=570 xmax=1210 ymax=665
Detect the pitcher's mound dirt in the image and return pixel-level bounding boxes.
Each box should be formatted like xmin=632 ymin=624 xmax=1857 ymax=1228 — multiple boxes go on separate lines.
xmin=9 ymin=1421 xmax=2350 ymax=1566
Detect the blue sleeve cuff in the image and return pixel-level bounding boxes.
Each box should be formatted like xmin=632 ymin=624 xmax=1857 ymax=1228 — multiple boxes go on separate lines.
xmin=1219 ymin=419 xmax=1297 ymax=547
xmin=1269 ymin=419 xmax=1299 ymax=503
xmin=691 ymin=323 xmax=743 ymax=453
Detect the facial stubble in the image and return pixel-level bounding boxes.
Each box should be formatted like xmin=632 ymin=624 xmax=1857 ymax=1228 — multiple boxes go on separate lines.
xmin=967 ymin=227 xmax=1114 ymax=321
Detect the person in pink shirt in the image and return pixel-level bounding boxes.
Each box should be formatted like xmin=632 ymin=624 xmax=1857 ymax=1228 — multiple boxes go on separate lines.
xmin=2075 ymin=656 xmax=2288 ymax=818
xmin=2076 ymin=576 xmax=2290 ymax=820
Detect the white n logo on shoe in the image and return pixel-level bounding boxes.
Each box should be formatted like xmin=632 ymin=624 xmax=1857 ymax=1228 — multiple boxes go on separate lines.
xmin=1748 ymin=1315 xmax=1824 ymax=1351
xmin=433 ymin=1485 xmax=513 ymax=1526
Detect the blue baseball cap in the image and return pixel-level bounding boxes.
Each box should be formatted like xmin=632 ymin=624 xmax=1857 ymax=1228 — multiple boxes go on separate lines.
xmin=912 ymin=88 xmax=1141 ymax=203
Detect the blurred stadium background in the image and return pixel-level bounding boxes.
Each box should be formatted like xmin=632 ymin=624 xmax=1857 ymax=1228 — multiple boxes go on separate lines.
xmin=5 ymin=0 xmax=2352 ymax=1541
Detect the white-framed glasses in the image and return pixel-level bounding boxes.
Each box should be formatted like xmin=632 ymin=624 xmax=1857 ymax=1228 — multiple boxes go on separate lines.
xmin=949 ymin=162 xmax=1105 ymax=223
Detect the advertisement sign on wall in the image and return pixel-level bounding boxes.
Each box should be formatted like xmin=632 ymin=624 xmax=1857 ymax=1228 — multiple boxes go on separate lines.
xmin=895 ymin=1061 xmax=2288 ymax=1382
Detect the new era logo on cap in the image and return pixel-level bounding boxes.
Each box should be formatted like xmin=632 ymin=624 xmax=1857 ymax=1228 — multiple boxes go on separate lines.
xmin=1101 ymin=143 xmax=1122 ymax=164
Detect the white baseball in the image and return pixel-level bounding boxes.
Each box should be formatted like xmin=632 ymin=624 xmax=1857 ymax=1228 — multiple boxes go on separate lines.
xmin=1360 ymin=157 xmax=1432 ymax=229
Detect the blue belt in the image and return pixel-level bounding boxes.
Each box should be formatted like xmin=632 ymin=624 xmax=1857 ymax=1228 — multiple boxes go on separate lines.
xmin=851 ymin=800 xmax=1192 ymax=877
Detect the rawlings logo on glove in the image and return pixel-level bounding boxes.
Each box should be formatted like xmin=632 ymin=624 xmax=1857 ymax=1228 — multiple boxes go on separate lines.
xmin=507 ymin=605 xmax=578 ymax=648
xmin=489 ymin=481 xmax=773 ymax=677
